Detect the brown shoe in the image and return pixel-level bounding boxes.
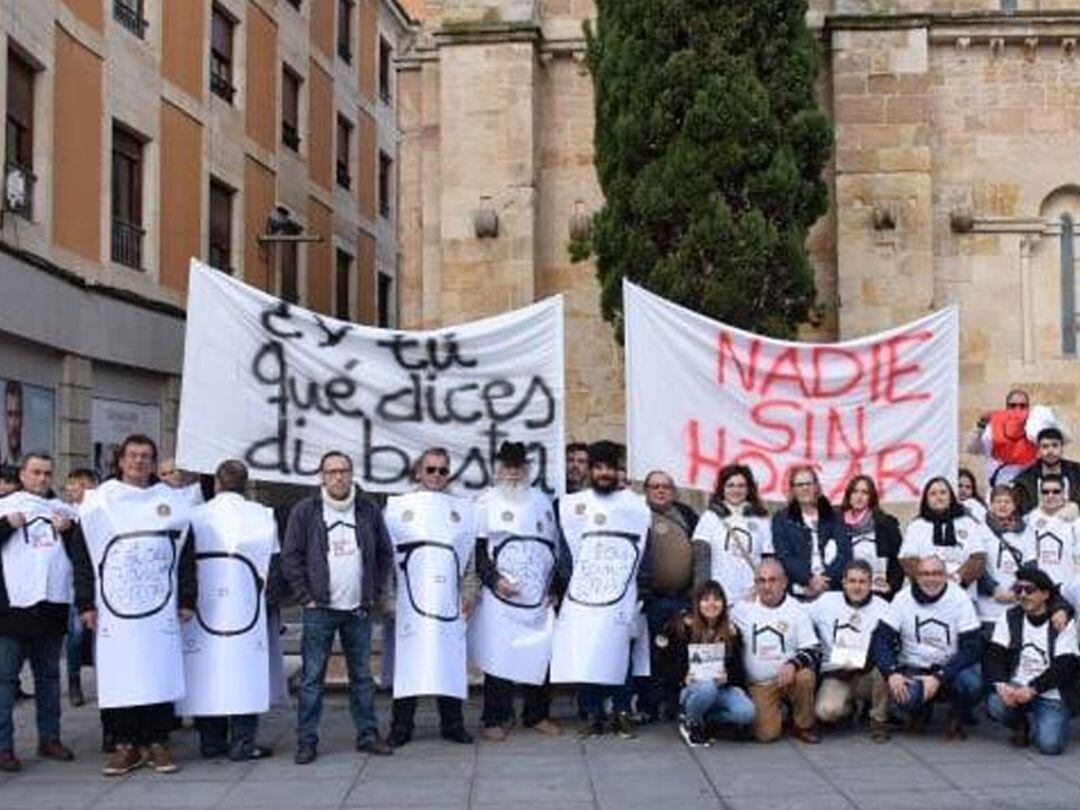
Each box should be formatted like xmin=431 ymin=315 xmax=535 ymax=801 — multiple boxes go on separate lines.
xmin=946 ymin=717 xmax=967 ymax=742
xmin=481 ymin=726 xmax=507 ymax=742
xmin=869 ymin=722 xmax=891 ymax=743
xmin=0 ymin=749 xmax=22 ymax=772
xmin=530 ymin=719 xmax=562 ymax=736
xmin=38 ymin=740 xmax=75 ymax=761
xmin=147 ymin=742 xmax=179 ymax=774
xmin=1010 ymin=716 xmax=1030 ymax=748
xmin=790 ymin=725 xmax=822 ymax=744
xmin=103 ymin=744 xmax=144 ymax=776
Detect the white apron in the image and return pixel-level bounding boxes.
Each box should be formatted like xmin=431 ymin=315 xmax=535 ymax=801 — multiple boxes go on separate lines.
xmin=384 ymin=491 xmax=475 ymax=699
xmin=550 ymin=489 xmax=650 ymax=685
xmin=0 ymin=492 xmax=78 ymax=607
xmin=177 ymin=492 xmax=275 ymax=716
xmin=468 ymin=488 xmax=558 ymax=685
xmin=79 ymin=480 xmax=192 ymax=709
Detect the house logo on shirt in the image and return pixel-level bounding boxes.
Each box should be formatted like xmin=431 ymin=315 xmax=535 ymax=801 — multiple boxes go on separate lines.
xmin=751 ymin=624 xmax=786 ymax=655
xmin=1036 ymin=531 xmax=1064 ymax=564
xmin=914 ymin=616 xmax=951 ymax=649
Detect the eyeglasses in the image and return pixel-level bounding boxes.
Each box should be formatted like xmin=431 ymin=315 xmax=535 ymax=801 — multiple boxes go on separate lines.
xmin=1042 ymin=488 xmax=1064 ymax=496
xmin=425 ymin=466 xmax=450 ymax=476
xmin=1007 ymin=402 xmax=1028 ymax=410
xmin=1012 ymin=583 xmax=1037 ymax=596
xmin=792 ymin=481 xmax=815 ymax=488
xmin=724 ymin=480 xmax=748 ymax=488
xmin=322 ymin=468 xmax=352 ymax=477
xmin=646 ymin=483 xmax=673 ymax=490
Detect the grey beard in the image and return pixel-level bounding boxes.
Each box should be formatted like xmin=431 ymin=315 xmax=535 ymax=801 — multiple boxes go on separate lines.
xmin=496 ymin=480 xmax=529 ymax=503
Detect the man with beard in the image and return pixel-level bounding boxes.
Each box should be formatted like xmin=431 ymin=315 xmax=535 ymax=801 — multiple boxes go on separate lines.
xmin=985 ymin=566 xmax=1080 ymax=755
xmin=565 ymin=443 xmax=590 ymax=494
xmin=871 ymin=555 xmax=983 ymax=739
xmin=1015 ymin=428 xmax=1080 ymax=515
xmin=0 ymin=453 xmax=94 ymax=771
xmin=551 ymin=440 xmax=651 ymax=739
xmin=470 ymin=442 xmax=563 ymax=740
xmin=384 ymin=447 xmax=476 ymax=747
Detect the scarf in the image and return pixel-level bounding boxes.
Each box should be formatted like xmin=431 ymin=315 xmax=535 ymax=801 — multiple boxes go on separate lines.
xmin=843 ymin=508 xmax=873 ymax=531
xmin=926 ymin=512 xmax=957 ymax=547
xmin=321 ymin=486 xmax=356 ymax=513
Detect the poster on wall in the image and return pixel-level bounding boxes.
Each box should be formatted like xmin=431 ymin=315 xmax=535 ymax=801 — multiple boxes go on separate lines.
xmin=0 ymin=377 xmax=56 ymax=467
xmin=90 ymin=398 xmax=162 ymax=480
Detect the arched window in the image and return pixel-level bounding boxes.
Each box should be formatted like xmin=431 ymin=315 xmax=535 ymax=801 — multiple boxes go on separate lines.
xmin=1061 ymin=213 xmax=1076 ymax=356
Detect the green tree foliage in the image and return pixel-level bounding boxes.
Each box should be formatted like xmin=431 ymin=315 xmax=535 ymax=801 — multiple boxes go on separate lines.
xmin=575 ymin=0 xmax=832 ymax=338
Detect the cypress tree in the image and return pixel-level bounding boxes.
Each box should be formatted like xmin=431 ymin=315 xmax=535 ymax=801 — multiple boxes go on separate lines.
xmin=575 ymin=0 xmax=832 ymax=338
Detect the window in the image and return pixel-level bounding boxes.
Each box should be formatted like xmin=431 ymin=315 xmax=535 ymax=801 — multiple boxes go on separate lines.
xmin=210 ymin=6 xmax=235 ymax=103
xmin=379 ymin=38 xmax=393 ymax=104
xmin=5 ymin=49 xmax=35 ymax=218
xmin=378 ymin=151 xmax=392 ymax=219
xmin=337 ymin=0 xmax=354 ymax=63
xmin=114 ymin=0 xmax=147 ymax=39
xmin=280 ymin=241 xmax=299 ymax=303
xmin=208 ymin=179 xmax=233 ymax=273
xmin=336 ymin=115 xmax=352 ymax=189
xmin=282 ymin=65 xmax=301 ymax=151
xmin=1061 ymin=214 xmax=1077 ymax=356
xmin=377 ymin=272 xmax=393 ymax=328
xmin=335 ymin=249 xmax=352 ymax=320
xmin=111 ymin=124 xmax=145 ymax=270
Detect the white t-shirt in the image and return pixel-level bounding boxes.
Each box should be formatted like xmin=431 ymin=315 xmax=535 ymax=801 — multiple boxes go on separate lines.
xmin=977 ymin=523 xmax=1035 ymax=625
xmin=810 ymin=591 xmax=889 ymax=673
xmin=732 ymin=596 xmax=817 ymax=684
xmin=900 ymin=514 xmax=989 ymax=583
xmin=990 ymin=612 xmax=1078 ymax=701
xmin=883 ymin=582 xmax=981 ymax=670
xmin=961 ymin=497 xmax=987 ymax=524
xmin=1028 ymin=509 xmax=1080 ymax=587
xmin=848 ymin=523 xmax=892 ymax=595
xmin=324 ymin=501 xmax=362 ymax=611
xmin=693 ymin=507 xmax=773 ymax=602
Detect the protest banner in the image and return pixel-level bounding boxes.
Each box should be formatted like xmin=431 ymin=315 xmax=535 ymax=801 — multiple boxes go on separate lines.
xmin=176 ymin=260 xmax=565 ymax=493
xmin=625 ymin=281 xmax=958 ymax=502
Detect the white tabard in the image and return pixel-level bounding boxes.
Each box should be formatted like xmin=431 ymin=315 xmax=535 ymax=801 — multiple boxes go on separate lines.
xmin=468 ymin=488 xmax=558 ymax=685
xmin=177 ymin=492 xmax=275 ymax=716
xmin=550 ymin=489 xmax=651 ymax=685
xmin=384 ymin=491 xmax=475 ymax=699
xmin=79 ymin=480 xmax=193 ymax=709
xmin=0 ymin=492 xmax=78 ymax=607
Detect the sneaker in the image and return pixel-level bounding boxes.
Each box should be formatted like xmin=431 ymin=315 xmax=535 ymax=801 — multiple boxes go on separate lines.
xmin=0 ymin=749 xmax=22 ymax=772
xmin=613 ymin=712 xmax=637 ymax=740
xmin=228 ymin=745 xmax=273 ymax=762
xmin=147 ymin=743 xmax=179 ymax=774
xmin=529 ymin=719 xmax=562 ymax=736
xmin=578 ymin=715 xmax=606 ymax=737
xmin=386 ymin=729 xmax=412 ymax=749
xmin=870 ymin=722 xmax=891 ymax=743
xmin=103 ymin=744 xmax=144 ymax=776
xmin=37 ymin=740 xmax=75 ymax=761
xmin=355 ymin=737 xmax=392 ymax=757
xmin=294 ymin=745 xmax=317 ymax=765
xmin=481 ymin=726 xmax=507 ymax=742
xmin=678 ymin=722 xmax=709 ymax=748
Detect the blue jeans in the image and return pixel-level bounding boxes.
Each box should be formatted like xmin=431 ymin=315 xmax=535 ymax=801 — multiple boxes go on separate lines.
xmin=297 ymin=607 xmax=377 ymax=748
xmin=891 ymin=664 xmax=982 ymax=720
xmin=680 ymin=681 xmax=755 ymax=727
xmin=986 ymin=692 xmax=1070 ymax=755
xmin=0 ymin=634 xmax=63 ymax=750
xmin=66 ymin=607 xmax=85 ymax=678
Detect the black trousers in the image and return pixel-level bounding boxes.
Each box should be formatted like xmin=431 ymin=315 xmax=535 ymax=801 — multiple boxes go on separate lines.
xmin=481 ymin=674 xmax=551 ymax=728
xmin=103 ymin=702 xmax=174 ymax=746
xmin=391 ymin=696 xmax=464 ymax=735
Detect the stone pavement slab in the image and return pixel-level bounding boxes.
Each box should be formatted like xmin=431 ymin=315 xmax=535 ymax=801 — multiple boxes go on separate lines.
xmin=5 ymin=690 xmax=1080 ymax=808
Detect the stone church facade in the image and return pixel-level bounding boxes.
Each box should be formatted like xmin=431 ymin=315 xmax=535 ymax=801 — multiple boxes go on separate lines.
xmin=398 ymin=0 xmax=1080 ymax=470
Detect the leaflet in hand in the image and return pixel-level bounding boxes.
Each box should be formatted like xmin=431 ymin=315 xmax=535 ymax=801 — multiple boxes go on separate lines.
xmin=688 ymin=643 xmax=726 ymax=682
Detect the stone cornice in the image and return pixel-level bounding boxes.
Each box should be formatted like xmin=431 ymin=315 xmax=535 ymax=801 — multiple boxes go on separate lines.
xmin=825 ymin=11 xmax=1080 ymax=34
xmin=434 ymin=20 xmax=541 ymax=46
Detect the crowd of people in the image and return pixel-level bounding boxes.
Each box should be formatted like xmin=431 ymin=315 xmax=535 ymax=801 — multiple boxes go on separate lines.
xmin=2 ymin=386 xmax=1080 ymax=779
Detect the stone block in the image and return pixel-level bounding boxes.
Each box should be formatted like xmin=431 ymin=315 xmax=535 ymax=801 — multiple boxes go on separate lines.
xmin=876 ymin=146 xmax=931 ymax=173
xmin=886 ymin=95 xmax=930 ymax=125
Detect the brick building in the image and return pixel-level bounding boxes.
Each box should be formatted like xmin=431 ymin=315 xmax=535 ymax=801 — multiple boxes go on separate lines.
xmin=0 ymin=0 xmax=414 ymax=476
xmin=398 ymin=0 xmax=1080 ymax=473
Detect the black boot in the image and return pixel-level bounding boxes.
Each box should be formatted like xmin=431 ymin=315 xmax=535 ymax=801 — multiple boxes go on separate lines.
xmin=68 ymin=674 xmax=85 ymax=707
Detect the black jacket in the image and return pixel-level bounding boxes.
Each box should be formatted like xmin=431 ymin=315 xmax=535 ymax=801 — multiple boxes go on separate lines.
xmin=654 ymin=610 xmax=748 ymax=694
xmin=1014 ymin=459 xmax=1080 ymax=515
xmin=845 ymin=511 xmax=905 ymax=598
xmin=983 ymin=605 xmax=1080 ymax=716
xmin=281 ymin=491 xmax=393 ymax=610
xmin=0 ymin=516 xmax=96 ymax=636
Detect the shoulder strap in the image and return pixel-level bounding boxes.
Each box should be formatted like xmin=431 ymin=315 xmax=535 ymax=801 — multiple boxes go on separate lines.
xmin=1007 ymin=607 xmax=1024 ymax=652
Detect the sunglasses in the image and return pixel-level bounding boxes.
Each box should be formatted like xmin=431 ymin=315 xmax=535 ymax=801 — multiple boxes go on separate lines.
xmin=1007 ymin=402 xmax=1028 ymax=410
xmin=1042 ymin=488 xmax=1064 ymax=496
xmin=425 ymin=466 xmax=450 ymax=476
xmin=1012 ymin=583 xmax=1037 ymax=596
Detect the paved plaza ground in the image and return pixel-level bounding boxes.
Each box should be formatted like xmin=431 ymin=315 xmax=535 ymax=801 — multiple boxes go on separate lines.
xmin=6 ymin=686 xmax=1080 ymax=810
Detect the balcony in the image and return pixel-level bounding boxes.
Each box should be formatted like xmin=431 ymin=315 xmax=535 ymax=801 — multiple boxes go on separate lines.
xmin=336 ymin=162 xmax=351 ymax=190
xmin=282 ymin=121 xmax=300 ymax=151
xmin=111 ymin=218 xmax=145 ymax=270
xmin=113 ymin=1 xmax=148 ymax=39
xmin=4 ymin=162 xmax=36 ymax=219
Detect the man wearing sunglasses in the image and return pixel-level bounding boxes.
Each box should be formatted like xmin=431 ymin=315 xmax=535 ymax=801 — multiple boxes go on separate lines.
xmin=384 ymin=447 xmax=476 ymax=748
xmin=985 ymin=567 xmax=1080 ymax=754
xmin=283 ymin=450 xmax=395 ymax=764
xmin=965 ymin=389 xmax=1035 ymax=487
xmin=1019 ymin=473 xmax=1080 ymax=597
xmin=1015 ymin=428 xmax=1080 ymax=516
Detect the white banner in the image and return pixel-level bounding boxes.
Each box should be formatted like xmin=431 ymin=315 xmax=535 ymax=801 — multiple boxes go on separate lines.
xmin=177 ymin=260 xmax=565 ymax=494
xmin=625 ymin=281 xmax=959 ymax=502
xmin=177 ymin=493 xmax=275 ymax=717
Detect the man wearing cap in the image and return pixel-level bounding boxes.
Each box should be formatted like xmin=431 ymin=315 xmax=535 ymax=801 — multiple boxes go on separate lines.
xmin=550 ymin=440 xmax=651 ymax=739
xmin=1014 ymin=428 xmax=1080 ymax=515
xmin=469 ymin=442 xmax=564 ymax=740
xmin=985 ymin=567 xmax=1080 ymax=755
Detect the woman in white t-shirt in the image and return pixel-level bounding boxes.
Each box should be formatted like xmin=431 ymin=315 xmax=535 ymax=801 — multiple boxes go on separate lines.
xmin=691 ymin=465 xmax=772 ymax=603
xmin=976 ymin=484 xmax=1035 ymax=630
xmin=899 ymin=477 xmax=989 ymax=589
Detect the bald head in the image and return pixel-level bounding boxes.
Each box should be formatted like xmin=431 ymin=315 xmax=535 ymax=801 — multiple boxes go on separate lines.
xmin=755 ymin=559 xmax=788 ymax=606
